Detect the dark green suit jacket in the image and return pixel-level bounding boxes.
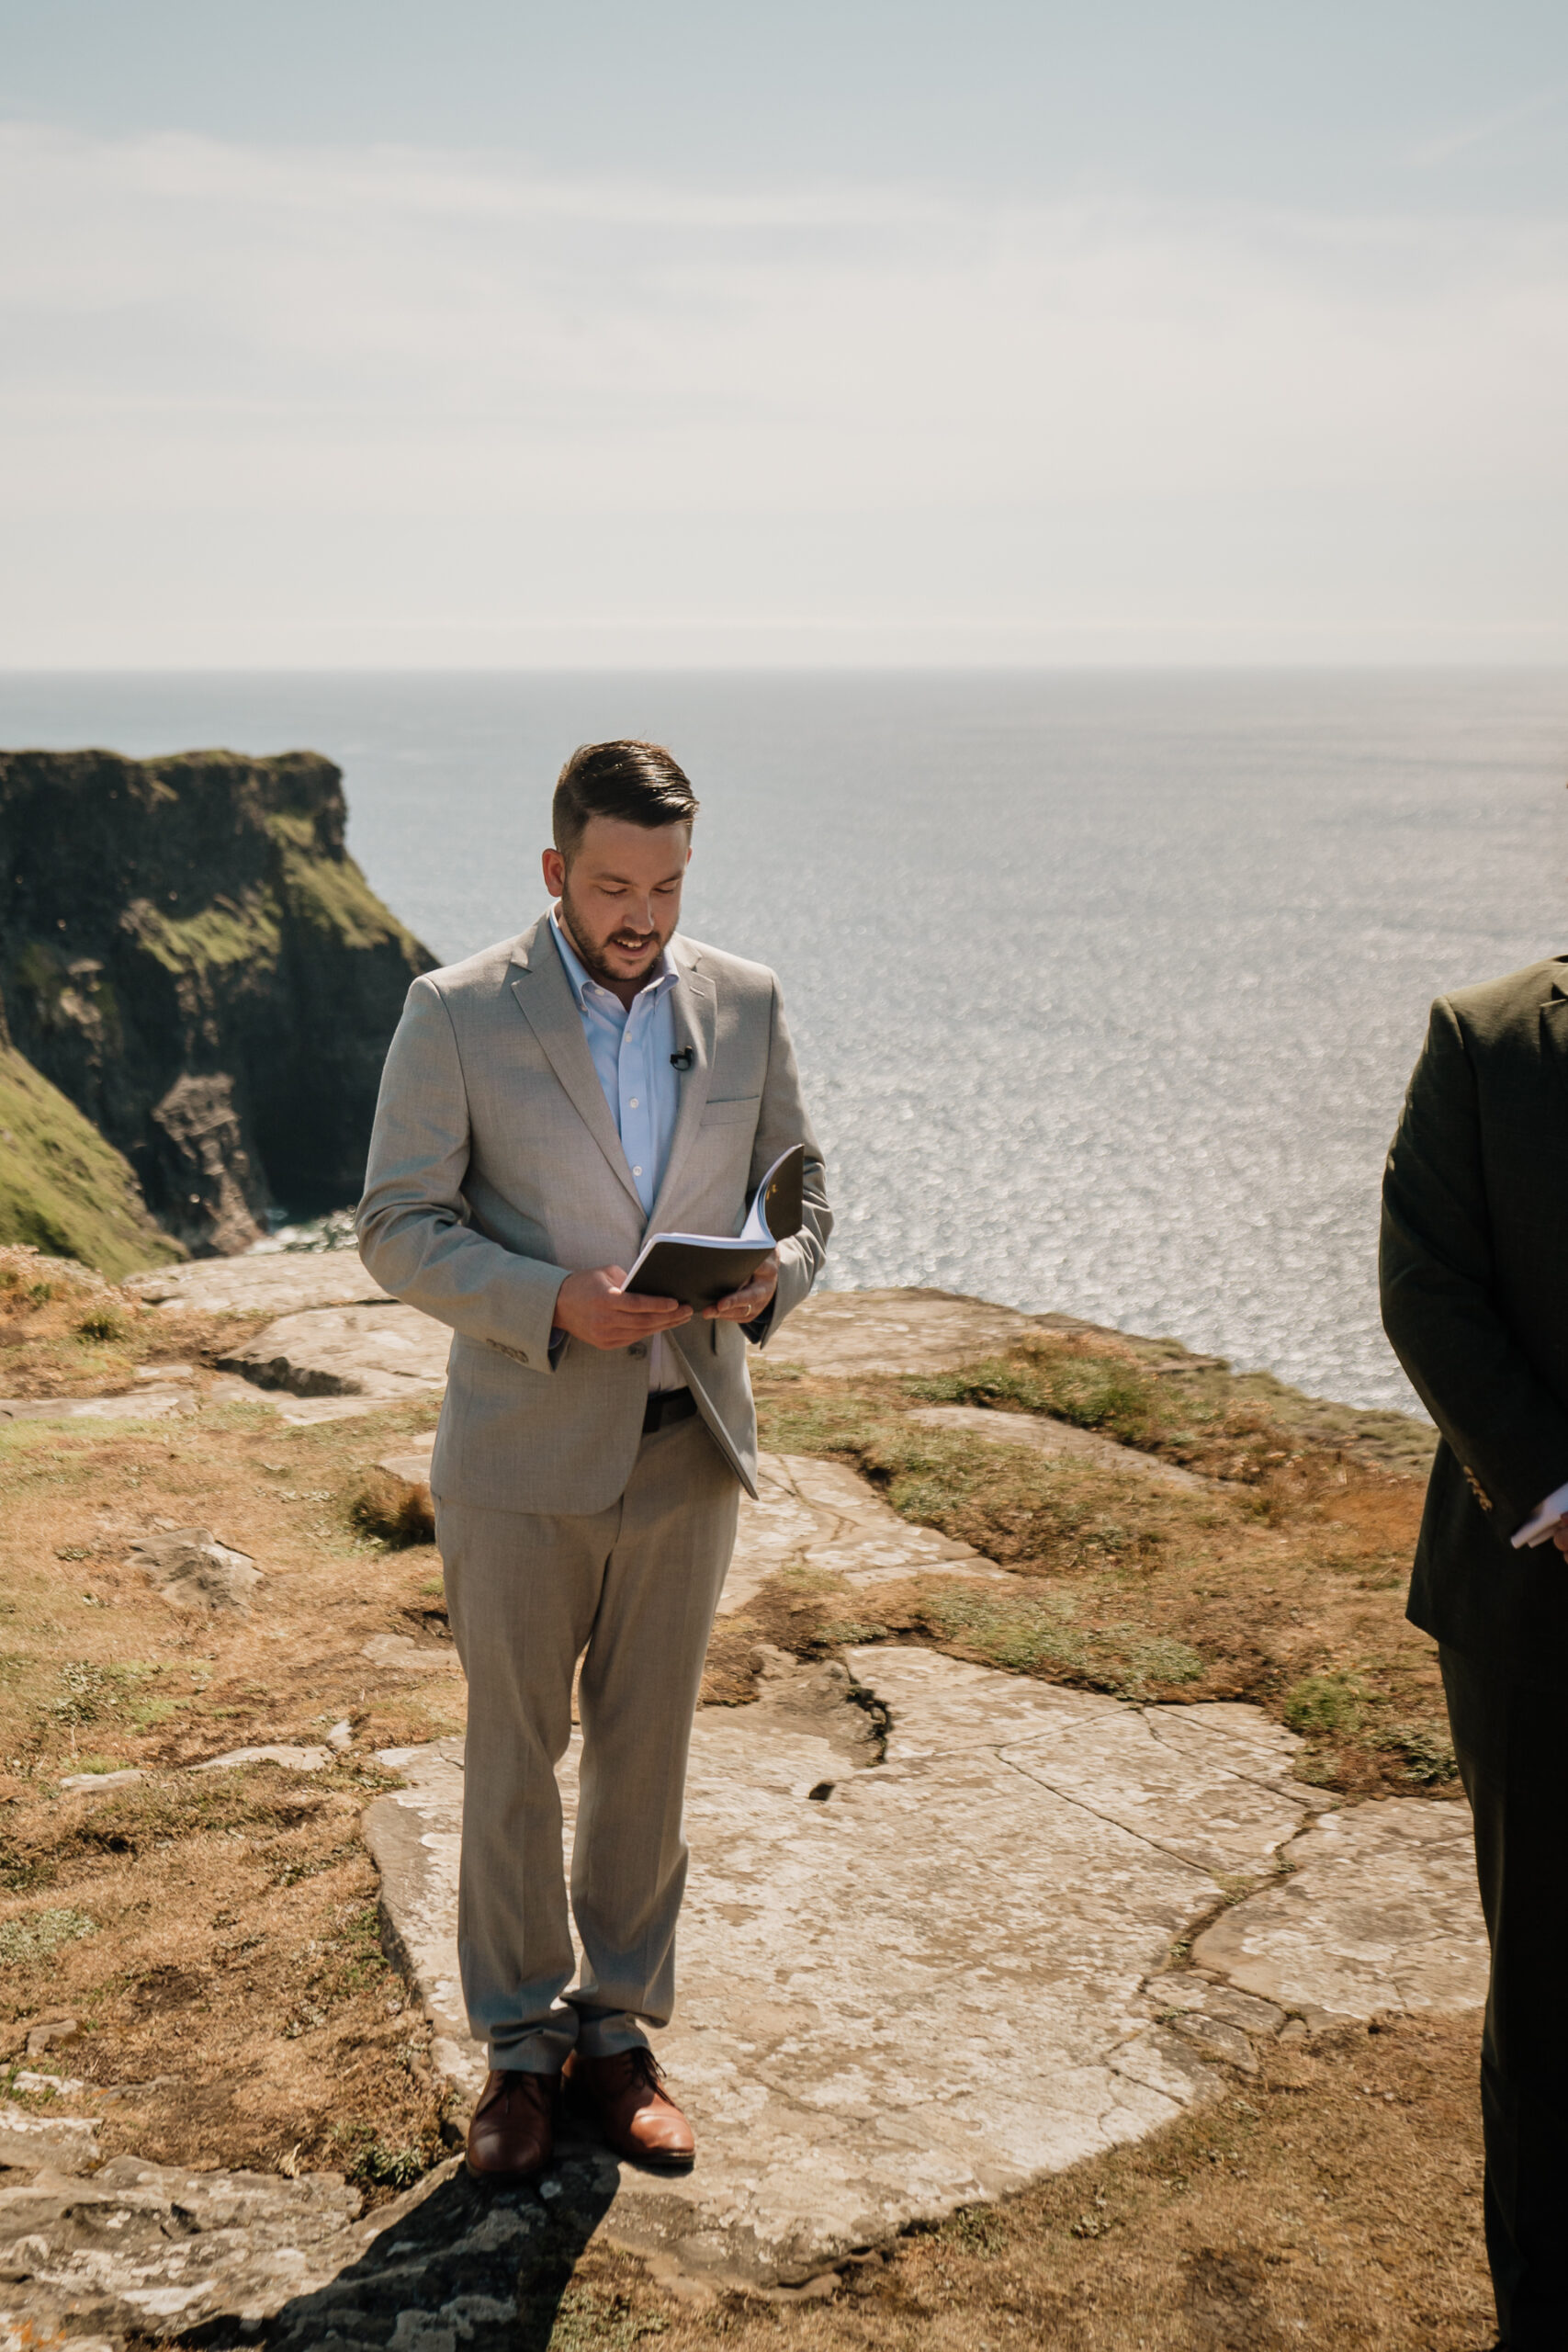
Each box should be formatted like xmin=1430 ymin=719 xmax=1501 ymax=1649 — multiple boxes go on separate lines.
xmin=1380 ymin=954 xmax=1568 ymax=1685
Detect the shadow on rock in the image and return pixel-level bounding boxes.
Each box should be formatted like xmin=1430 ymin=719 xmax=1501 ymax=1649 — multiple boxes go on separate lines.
xmin=201 ymin=2153 xmax=623 ymax=2352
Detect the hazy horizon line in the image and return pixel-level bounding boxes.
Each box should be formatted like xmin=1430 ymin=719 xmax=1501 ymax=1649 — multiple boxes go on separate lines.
xmin=5 ymin=658 xmax=1568 ymax=682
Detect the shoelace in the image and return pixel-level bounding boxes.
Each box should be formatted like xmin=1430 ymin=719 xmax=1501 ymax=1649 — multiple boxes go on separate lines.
xmin=616 ymin=2047 xmax=667 ymax=2094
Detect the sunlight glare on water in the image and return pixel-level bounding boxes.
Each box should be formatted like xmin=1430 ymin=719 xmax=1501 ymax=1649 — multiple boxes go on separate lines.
xmin=5 ymin=669 xmax=1565 ymax=1410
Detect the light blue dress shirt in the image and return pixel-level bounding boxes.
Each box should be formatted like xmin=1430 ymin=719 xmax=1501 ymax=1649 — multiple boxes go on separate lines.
xmin=550 ymin=911 xmax=684 ymax=1390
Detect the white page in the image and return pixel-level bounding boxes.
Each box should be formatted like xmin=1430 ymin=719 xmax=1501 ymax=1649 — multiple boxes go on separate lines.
xmin=622 ymin=1147 xmax=793 ymax=1284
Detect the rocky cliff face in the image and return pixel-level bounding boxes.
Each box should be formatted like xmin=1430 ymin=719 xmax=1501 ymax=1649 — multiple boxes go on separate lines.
xmin=0 ymin=750 xmax=436 ymax=1254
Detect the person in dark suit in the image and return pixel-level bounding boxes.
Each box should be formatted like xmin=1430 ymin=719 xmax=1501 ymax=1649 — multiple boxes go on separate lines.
xmin=1381 ymin=952 xmax=1568 ymax=2352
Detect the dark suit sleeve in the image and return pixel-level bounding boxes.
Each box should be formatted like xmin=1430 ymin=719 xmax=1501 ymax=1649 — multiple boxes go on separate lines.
xmin=1380 ymin=993 xmax=1568 ymax=1531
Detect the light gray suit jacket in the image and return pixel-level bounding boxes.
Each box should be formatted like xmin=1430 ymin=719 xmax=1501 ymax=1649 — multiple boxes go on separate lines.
xmin=356 ymin=912 xmax=832 ymax=1512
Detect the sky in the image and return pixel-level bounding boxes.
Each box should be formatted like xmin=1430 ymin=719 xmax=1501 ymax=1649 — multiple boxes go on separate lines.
xmin=3 ymin=1 xmax=1567 ymax=668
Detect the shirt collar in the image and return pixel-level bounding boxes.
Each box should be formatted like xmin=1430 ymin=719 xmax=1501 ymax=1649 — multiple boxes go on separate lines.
xmin=550 ymin=909 xmax=678 ymax=1011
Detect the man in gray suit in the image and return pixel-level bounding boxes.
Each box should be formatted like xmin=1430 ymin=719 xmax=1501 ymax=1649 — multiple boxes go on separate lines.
xmin=358 ymin=740 xmax=831 ymax=2185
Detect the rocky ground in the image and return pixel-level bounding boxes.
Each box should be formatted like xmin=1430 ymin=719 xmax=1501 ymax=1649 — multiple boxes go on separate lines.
xmin=0 ymin=1250 xmax=1495 ymax=2349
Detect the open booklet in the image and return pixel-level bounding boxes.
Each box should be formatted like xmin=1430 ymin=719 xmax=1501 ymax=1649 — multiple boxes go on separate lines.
xmin=623 ymin=1145 xmax=805 ymax=1311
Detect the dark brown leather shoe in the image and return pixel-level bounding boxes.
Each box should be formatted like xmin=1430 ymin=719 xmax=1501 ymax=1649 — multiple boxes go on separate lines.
xmin=563 ymin=2047 xmax=695 ymax=2171
xmin=464 ymin=2067 xmax=559 ymax=2184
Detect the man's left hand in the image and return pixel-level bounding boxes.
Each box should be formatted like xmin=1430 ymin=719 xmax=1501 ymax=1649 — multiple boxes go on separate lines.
xmin=704 ymin=1253 xmax=778 ymax=1323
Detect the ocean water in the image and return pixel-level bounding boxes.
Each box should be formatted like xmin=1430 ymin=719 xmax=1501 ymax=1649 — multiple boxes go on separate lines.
xmin=5 ymin=669 xmax=1567 ymax=1411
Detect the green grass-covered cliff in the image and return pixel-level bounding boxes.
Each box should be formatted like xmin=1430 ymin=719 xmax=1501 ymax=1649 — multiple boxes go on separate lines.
xmin=0 ymin=749 xmax=437 ymax=1256
xmin=0 ymin=1023 xmax=182 ymax=1279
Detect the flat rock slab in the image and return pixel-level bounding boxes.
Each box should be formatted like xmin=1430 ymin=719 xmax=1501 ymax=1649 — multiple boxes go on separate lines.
xmin=126 ymin=1253 xmax=392 ymax=1316
xmin=362 ymin=1631 xmax=462 ymax=1675
xmin=1144 ymin=1976 xmax=1289 ymax=2074
xmin=0 ymin=1388 xmax=195 ymax=1425
xmin=194 ymin=1743 xmax=333 ymax=1773
xmin=218 ymin=1303 xmax=451 ymax=1400
xmin=720 ymin=1449 xmax=1010 ymax=1616
xmin=196 ymin=1283 xmax=1095 ymax=1414
xmin=206 ymin=1374 xmax=393 ymax=1426
xmin=0 ymin=2154 xmax=373 ymax=2345
xmin=367 ymin=1645 xmax=1327 ymax=2287
xmin=774 ymin=1286 xmax=1052 ymax=1377
xmin=1192 ymin=1794 xmax=1488 ymax=2023
xmin=0 ymin=2099 xmax=101 ymax=2175
xmin=378 ymin=1445 xmax=437 ymax=1499
xmin=0 ymin=1380 xmax=371 ymax=1430
xmin=127 ymin=1526 xmax=259 ymax=1613
xmin=909 ymin=1402 xmax=1211 ymax=1491
xmin=366 ymin=1741 xmax=471 ymax=2093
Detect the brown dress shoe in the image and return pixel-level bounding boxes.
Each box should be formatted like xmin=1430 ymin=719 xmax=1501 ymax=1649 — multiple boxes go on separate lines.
xmin=465 ymin=2067 xmax=559 ymax=2184
xmin=564 ymin=2047 xmax=695 ymax=2170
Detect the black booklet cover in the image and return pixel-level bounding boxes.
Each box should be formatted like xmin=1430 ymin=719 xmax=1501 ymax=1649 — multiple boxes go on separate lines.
xmin=623 ymin=1146 xmax=805 ymax=1310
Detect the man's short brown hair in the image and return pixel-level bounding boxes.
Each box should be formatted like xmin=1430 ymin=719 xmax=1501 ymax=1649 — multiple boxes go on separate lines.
xmin=551 ymin=741 xmax=700 ymax=864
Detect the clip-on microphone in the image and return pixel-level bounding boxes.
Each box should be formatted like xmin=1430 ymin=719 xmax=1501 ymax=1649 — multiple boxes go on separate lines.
xmin=670 ymin=1046 xmax=695 ymax=1072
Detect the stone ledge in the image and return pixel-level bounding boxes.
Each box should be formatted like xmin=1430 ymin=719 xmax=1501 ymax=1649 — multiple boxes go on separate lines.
xmin=217 ymin=1303 xmax=450 ymax=1400
xmin=366 ymin=1642 xmax=1344 ymax=2287
xmin=1190 ymin=1794 xmax=1488 ymax=2022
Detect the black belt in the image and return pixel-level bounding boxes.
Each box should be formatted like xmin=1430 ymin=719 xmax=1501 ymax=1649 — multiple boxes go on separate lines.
xmin=642 ymin=1387 xmax=698 ymax=1435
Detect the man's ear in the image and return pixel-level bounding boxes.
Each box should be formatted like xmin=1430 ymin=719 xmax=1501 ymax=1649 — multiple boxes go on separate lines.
xmin=542 ymin=846 xmax=566 ymax=897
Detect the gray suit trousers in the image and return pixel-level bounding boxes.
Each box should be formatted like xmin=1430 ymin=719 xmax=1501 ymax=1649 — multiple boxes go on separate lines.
xmin=436 ymin=1412 xmax=740 ymax=2075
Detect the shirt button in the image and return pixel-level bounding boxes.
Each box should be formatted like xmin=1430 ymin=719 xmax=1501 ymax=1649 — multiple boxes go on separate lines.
xmin=629 ymin=1097 xmax=638 ymax=1109
xmin=633 ymin=1165 xmax=642 ymax=1177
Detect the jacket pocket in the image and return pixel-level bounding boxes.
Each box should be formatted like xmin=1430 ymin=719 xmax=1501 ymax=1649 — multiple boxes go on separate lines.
xmin=700 ymin=1095 xmax=761 ymax=1127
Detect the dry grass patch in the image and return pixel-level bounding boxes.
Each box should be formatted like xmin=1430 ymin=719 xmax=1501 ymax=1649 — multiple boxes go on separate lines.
xmin=0 ymin=1243 xmax=265 ymax=1399
xmin=904 ymin=1322 xmax=1436 ymax=1482
xmin=0 ymin=1385 xmax=468 ymax=2187
xmin=700 ymin=1615 xmax=773 ymax=1709
xmin=559 ymin=2010 xmax=1490 ymax=2352
xmin=0 ymin=1764 xmax=447 ymax=2193
xmin=0 ymin=1392 xmax=461 ymax=1774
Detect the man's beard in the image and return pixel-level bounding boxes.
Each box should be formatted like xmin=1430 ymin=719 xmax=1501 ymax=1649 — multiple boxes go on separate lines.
xmin=558 ymin=887 xmax=670 ymax=989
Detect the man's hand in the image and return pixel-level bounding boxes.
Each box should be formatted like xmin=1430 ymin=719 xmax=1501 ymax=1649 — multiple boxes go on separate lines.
xmin=552 ymin=1267 xmax=692 ymax=1351
xmin=1551 ymin=1515 xmax=1568 ymax=1557
xmin=703 ymin=1253 xmax=778 ymax=1324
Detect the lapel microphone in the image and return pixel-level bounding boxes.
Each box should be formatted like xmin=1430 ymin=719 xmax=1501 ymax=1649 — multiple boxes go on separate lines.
xmin=670 ymin=1047 xmax=695 ymax=1072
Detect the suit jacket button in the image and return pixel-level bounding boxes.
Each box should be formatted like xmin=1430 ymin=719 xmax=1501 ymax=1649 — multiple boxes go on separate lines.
xmin=627 ymin=1342 xmax=648 ymax=1360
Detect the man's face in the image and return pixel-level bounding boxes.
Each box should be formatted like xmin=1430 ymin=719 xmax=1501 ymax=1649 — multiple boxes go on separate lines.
xmin=542 ymin=817 xmax=691 ymax=991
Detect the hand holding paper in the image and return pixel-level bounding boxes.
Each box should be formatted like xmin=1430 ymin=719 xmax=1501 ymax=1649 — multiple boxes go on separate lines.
xmin=703 ymin=1251 xmax=778 ymax=1322
xmin=623 ymin=1146 xmax=805 ymax=1312
xmin=552 ymin=1266 xmax=692 ymax=1349
xmin=1511 ymin=1476 xmax=1568 ymax=1550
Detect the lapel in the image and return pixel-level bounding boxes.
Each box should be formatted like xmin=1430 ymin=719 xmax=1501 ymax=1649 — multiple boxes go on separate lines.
xmin=644 ymin=937 xmax=717 ymax=1237
xmin=1541 ymin=964 xmax=1568 ymax=1110
xmin=508 ymin=913 xmax=643 ymax=1213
